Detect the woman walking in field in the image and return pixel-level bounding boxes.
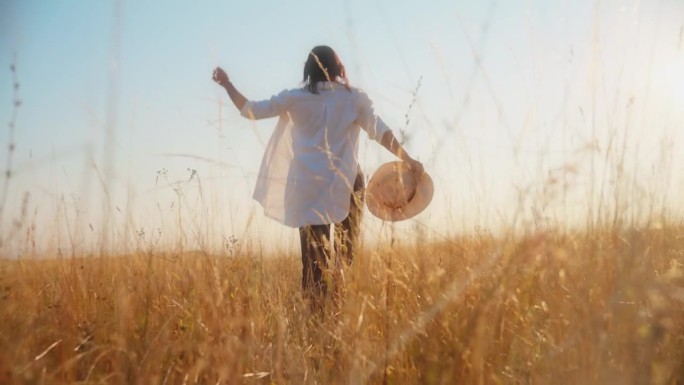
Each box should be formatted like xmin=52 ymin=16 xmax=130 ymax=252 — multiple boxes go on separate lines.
xmin=212 ymin=45 xmax=424 ymax=309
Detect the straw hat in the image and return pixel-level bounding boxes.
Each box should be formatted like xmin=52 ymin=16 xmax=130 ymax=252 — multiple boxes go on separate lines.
xmin=366 ymin=161 xmax=434 ymax=221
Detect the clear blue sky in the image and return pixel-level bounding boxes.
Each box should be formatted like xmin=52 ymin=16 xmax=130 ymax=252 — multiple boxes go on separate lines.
xmin=1 ymin=0 xmax=683 ymax=256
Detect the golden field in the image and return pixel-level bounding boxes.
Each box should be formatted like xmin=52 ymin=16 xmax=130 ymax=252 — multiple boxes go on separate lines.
xmin=1 ymin=224 xmax=683 ymax=385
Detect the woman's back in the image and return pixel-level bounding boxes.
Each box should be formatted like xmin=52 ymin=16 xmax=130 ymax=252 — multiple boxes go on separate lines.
xmin=242 ymin=81 xmax=390 ymax=227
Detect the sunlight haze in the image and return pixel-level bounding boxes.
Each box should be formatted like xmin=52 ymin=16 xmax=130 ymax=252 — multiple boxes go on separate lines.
xmin=1 ymin=0 xmax=683 ymax=257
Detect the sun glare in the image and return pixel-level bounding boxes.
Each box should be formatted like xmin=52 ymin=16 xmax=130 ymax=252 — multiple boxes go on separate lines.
xmin=654 ymin=50 xmax=684 ymax=111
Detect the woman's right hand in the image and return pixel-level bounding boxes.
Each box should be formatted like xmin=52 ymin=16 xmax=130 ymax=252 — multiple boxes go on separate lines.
xmin=212 ymin=67 xmax=230 ymax=87
xmin=406 ymin=158 xmax=425 ymax=179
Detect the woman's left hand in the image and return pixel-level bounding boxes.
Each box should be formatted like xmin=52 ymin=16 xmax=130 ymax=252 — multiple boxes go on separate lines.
xmin=212 ymin=67 xmax=230 ymax=87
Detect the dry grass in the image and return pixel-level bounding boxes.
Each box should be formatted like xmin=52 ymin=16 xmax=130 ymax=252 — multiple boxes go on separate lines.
xmin=1 ymin=224 xmax=684 ymax=385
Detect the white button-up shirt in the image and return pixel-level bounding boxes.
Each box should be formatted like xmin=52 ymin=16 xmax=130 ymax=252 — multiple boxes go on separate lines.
xmin=241 ymin=81 xmax=391 ymax=228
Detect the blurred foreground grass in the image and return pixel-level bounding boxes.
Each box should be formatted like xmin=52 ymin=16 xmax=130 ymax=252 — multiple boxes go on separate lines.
xmin=1 ymin=224 xmax=684 ymax=385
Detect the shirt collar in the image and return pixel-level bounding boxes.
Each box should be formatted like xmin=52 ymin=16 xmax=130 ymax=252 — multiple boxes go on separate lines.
xmin=319 ymin=81 xmax=338 ymax=90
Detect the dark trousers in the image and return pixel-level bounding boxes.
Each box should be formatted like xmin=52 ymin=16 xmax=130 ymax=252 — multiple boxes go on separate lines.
xmin=299 ymin=173 xmax=364 ymax=304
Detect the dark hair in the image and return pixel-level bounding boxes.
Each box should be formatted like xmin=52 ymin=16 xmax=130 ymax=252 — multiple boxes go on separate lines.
xmin=302 ymin=45 xmax=351 ymax=94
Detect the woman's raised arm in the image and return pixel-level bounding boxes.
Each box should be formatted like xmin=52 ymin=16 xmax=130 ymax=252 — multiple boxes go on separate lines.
xmin=212 ymin=67 xmax=247 ymax=111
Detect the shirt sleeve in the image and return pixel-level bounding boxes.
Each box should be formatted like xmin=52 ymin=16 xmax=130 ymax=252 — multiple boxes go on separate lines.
xmin=240 ymin=90 xmax=289 ymax=120
xmin=355 ymin=90 xmax=391 ymax=142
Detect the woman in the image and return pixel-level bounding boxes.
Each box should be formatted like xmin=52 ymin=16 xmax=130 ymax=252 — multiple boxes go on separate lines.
xmin=212 ymin=45 xmax=423 ymax=307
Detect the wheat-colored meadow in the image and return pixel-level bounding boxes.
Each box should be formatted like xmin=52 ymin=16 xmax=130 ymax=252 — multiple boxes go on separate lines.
xmin=2 ymin=5 xmax=684 ymax=383
xmin=1 ymin=220 xmax=684 ymax=384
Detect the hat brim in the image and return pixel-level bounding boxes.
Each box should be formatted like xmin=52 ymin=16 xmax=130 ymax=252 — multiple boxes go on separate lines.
xmin=366 ymin=161 xmax=434 ymax=222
